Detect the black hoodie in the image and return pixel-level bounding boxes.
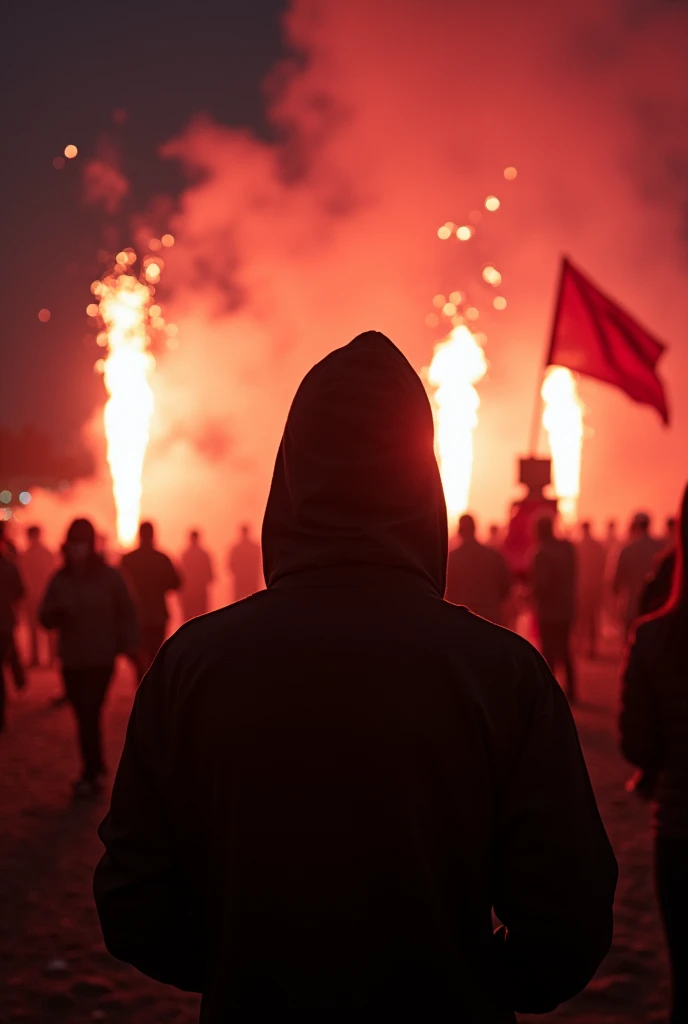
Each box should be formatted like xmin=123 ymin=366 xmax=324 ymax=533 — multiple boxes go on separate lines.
xmin=95 ymin=332 xmax=617 ymax=1022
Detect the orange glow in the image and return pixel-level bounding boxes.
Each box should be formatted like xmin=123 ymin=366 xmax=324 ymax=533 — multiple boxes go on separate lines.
xmin=425 ymin=313 xmax=439 ymax=327
xmin=165 ymin=323 xmax=179 ymax=336
xmin=482 ymin=265 xmax=502 ymax=286
xmin=541 ymin=367 xmax=584 ymax=524
xmin=428 ymin=325 xmax=488 ymax=530
xmin=449 ymin=290 xmax=463 ymax=304
xmin=149 ymin=238 xmax=162 ymax=251
xmin=37 ymin=308 xmax=51 ymax=322
xmin=456 ymin=225 xmax=473 ymax=240
xmin=485 ymin=195 xmax=501 ymax=211
xmin=432 ymin=293 xmax=446 ymax=308
xmin=145 ymin=263 xmax=161 ymax=282
xmin=442 ymin=302 xmax=457 ymax=317
xmin=149 ymin=304 xmax=162 ymax=317
xmin=86 ymin=303 xmax=99 ymax=317
xmin=437 ymin=225 xmax=452 ymax=240
xmin=64 ymin=144 xmax=78 ymax=159
xmin=161 ymin=233 xmax=175 ymax=247
xmin=503 ymin=166 xmax=518 ymax=180
xmin=150 ymin=315 xmax=165 ymax=330
xmin=493 ymin=296 xmax=507 ymax=310
xmin=465 ymin=306 xmax=479 ymax=321
xmin=93 ymin=261 xmax=160 ymax=546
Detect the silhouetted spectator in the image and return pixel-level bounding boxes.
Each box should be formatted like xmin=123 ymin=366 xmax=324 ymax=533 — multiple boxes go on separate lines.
xmin=639 ymin=550 xmax=676 ymax=619
xmin=487 ymin=523 xmax=502 ymax=549
xmin=614 ymin=512 xmax=664 ymax=637
xmin=577 ymin=521 xmax=606 ymax=659
xmin=19 ymin=525 xmax=56 ymax=667
xmin=0 ymin=541 xmax=24 ymax=732
xmin=663 ymin=516 xmax=677 ymax=550
xmin=95 ymin=332 xmax=616 ymax=1019
xmin=0 ymin=521 xmax=25 ymax=692
xmin=532 ymin=516 xmax=578 ymax=702
xmin=121 ymin=522 xmax=181 ymax=677
xmin=40 ymin=519 xmax=139 ymax=797
xmin=446 ymin=514 xmax=511 ymax=625
xmin=620 ymin=484 xmax=688 ymax=1024
xmin=228 ymin=523 xmax=261 ymax=601
xmin=180 ymin=529 xmax=214 ymax=621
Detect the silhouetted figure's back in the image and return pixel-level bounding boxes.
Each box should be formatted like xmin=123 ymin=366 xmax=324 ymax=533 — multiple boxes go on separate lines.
xmin=180 ymin=530 xmax=213 ymax=621
xmin=228 ymin=524 xmax=261 ymax=601
xmin=121 ymin=522 xmax=181 ymax=675
xmin=95 ymin=332 xmax=616 ymax=1021
xmin=446 ymin=514 xmax=511 ymax=625
xmin=577 ymin=522 xmax=606 ymax=658
xmin=532 ymin=516 xmax=578 ymax=702
xmin=614 ymin=513 xmax=664 ymax=636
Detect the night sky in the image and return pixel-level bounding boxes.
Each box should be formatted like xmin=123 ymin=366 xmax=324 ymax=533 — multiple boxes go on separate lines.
xmin=2 ymin=0 xmax=287 ymax=441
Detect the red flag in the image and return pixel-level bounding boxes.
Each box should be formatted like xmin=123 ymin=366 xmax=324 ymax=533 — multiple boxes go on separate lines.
xmin=547 ymin=258 xmax=669 ymax=424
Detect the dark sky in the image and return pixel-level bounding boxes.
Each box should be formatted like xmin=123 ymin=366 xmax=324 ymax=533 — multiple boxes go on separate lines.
xmin=1 ymin=0 xmax=287 ymax=439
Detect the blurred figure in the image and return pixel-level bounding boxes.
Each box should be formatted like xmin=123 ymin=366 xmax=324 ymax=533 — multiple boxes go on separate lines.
xmin=0 ymin=535 xmax=25 ymax=732
xmin=532 ymin=516 xmax=578 ymax=703
xmin=639 ymin=548 xmax=676 ymax=619
xmin=614 ymin=512 xmax=664 ymax=637
xmin=96 ymin=332 xmax=616 ymax=1017
xmin=577 ymin=521 xmax=606 ymax=659
xmin=620 ymin=484 xmax=688 ymax=1024
xmin=0 ymin=521 xmax=25 ymax=692
xmin=487 ymin=523 xmax=502 ymax=549
xmin=445 ymin=514 xmax=511 ymax=625
xmin=19 ymin=525 xmax=56 ymax=667
xmin=228 ymin=523 xmax=261 ymax=602
xmin=663 ymin=516 xmax=677 ymax=550
xmin=40 ymin=519 xmax=138 ymax=797
xmin=121 ymin=522 xmax=181 ymax=677
xmin=180 ymin=529 xmax=214 ymax=621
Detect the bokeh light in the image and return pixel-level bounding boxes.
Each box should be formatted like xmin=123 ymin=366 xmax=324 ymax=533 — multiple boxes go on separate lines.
xmin=493 ymin=296 xmax=507 ymax=310
xmin=19 ymin=491 xmax=32 ymax=505
xmin=485 ymin=195 xmax=501 ymax=211
xmin=37 ymin=308 xmax=51 ymax=322
xmin=456 ymin=225 xmax=473 ymax=241
xmin=503 ymin=166 xmax=518 ymax=180
xmin=64 ymin=144 xmax=78 ymax=159
xmin=52 ymin=157 xmax=65 ymax=170
xmin=161 ymin=234 xmax=175 ymax=247
xmin=0 ymin=490 xmax=12 ymax=504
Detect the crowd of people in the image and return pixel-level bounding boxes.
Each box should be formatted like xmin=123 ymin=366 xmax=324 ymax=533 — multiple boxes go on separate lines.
xmin=0 ymin=333 xmax=686 ymax=1021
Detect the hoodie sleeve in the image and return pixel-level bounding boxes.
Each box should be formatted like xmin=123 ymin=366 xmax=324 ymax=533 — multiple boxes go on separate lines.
xmin=38 ymin=572 xmax=64 ymax=629
xmin=490 ymin=648 xmax=617 ymax=1014
xmin=93 ymin=650 xmax=204 ymax=992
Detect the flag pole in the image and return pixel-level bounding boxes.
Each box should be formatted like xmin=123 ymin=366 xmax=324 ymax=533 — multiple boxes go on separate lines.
xmin=528 ymin=256 xmax=567 ymax=455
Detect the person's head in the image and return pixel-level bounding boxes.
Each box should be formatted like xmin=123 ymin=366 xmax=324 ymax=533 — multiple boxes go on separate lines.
xmin=607 ymin=519 xmax=617 ymax=537
xmin=535 ymin=515 xmax=555 ymax=544
xmin=27 ymin=525 xmax=41 ymax=543
xmin=488 ymin=524 xmax=499 ymax=539
xmin=240 ymin=523 xmax=251 ymax=539
xmin=458 ymin=514 xmax=476 ymax=542
xmin=261 ymin=331 xmax=447 ymax=594
xmin=139 ymin=521 xmax=154 ymax=547
xmin=631 ymin=512 xmax=651 ymax=538
xmin=63 ymin=518 xmax=97 ymax=570
xmin=190 ymin=529 xmax=200 ymax=544
xmin=666 ymin=516 xmax=677 ymax=540
xmin=581 ymin=520 xmax=591 ymax=538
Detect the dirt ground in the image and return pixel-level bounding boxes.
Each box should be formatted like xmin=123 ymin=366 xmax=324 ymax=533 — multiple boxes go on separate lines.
xmin=0 ymin=639 xmax=671 ymax=1023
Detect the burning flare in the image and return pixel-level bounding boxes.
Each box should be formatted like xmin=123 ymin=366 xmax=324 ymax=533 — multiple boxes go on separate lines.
xmin=541 ymin=366 xmax=584 ymax=525
xmin=427 ymin=325 xmax=488 ymax=529
xmin=91 ymin=251 xmax=164 ymax=546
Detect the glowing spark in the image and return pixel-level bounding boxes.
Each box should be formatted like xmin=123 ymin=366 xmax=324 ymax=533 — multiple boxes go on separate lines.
xmin=493 ymin=296 xmax=507 ymax=310
xmin=161 ymin=233 xmax=175 ymax=247
xmin=64 ymin=144 xmax=78 ymax=159
xmin=93 ymin=256 xmax=161 ymax=546
xmin=503 ymin=166 xmax=518 ymax=180
xmin=437 ymin=225 xmax=452 ymax=240
xmin=485 ymin=195 xmax=501 ymax=211
xmin=449 ymin=290 xmax=463 ymax=304
xmin=427 ymin=325 xmax=488 ymax=530
xmin=456 ymin=225 xmax=473 ymax=240
xmin=541 ymin=367 xmax=584 ymax=525
xmin=482 ymin=265 xmax=502 ymax=286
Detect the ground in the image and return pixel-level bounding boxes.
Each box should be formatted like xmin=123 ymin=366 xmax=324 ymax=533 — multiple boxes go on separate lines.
xmin=0 ymin=642 xmax=670 ymax=1023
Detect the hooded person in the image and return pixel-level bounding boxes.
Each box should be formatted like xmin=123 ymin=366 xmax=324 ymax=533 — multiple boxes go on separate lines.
xmin=94 ymin=332 xmax=616 ymax=1021
xmin=621 ymin=483 xmax=688 ymax=1024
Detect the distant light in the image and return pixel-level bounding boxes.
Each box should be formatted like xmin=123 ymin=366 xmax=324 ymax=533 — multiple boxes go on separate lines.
xmin=149 ymin=304 xmax=162 ymax=318
xmin=166 ymin=336 xmax=180 ymax=351
xmin=437 ymin=225 xmax=452 ymax=240
xmin=145 ymin=264 xmax=161 ymax=282
xmin=161 ymin=233 xmax=175 ymax=248
xmin=482 ymin=265 xmax=502 ymax=286
xmin=165 ymin=323 xmax=179 ymax=336
xmin=503 ymin=166 xmax=518 ymax=180
xmin=148 ymin=238 xmax=162 ymax=251
xmin=449 ymin=290 xmax=463 ymax=304
xmin=86 ymin=303 xmax=99 ymax=317
xmin=52 ymin=157 xmax=65 ymax=170
xmin=0 ymin=490 xmax=11 ymax=504
xmin=466 ymin=307 xmax=480 ymax=321
xmin=19 ymin=491 xmax=32 ymax=505
xmin=64 ymin=144 xmax=78 ymax=159
xmin=0 ymin=509 xmax=12 ymax=521
xmin=115 ymin=251 xmax=128 ymax=266
xmin=37 ymin=308 xmax=51 ymax=323
xmin=150 ymin=316 xmax=165 ymax=330
xmin=424 ymin=313 xmax=439 ymax=328
xmin=450 ymin=314 xmax=464 ymax=326
xmin=485 ymin=195 xmax=501 ymax=212
xmin=493 ymin=296 xmax=507 ymax=310
xmin=432 ymin=294 xmax=446 ymax=309
xmin=456 ymin=225 xmax=473 ymax=241
xmin=442 ymin=302 xmax=457 ymax=317
xmin=94 ymin=358 xmax=106 ymax=374
xmin=96 ymin=332 xmax=108 ymax=347
xmin=90 ymin=280 xmax=103 ymax=295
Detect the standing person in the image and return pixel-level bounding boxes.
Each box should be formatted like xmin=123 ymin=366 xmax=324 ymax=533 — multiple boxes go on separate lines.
xmin=487 ymin=523 xmax=502 ymax=549
xmin=180 ymin=530 xmax=214 ymax=622
xmin=39 ymin=519 xmax=138 ymax=797
xmin=577 ymin=521 xmax=607 ymax=659
xmin=532 ymin=516 xmax=578 ymax=703
xmin=19 ymin=525 xmax=56 ymax=667
xmin=620 ymin=484 xmax=688 ymax=1024
xmin=445 ymin=514 xmax=511 ymax=625
xmin=95 ymin=332 xmax=616 ymax=1019
xmin=0 ymin=540 xmax=24 ymax=732
xmin=121 ymin=522 xmax=181 ymax=677
xmin=227 ymin=523 xmax=261 ymax=602
xmin=614 ymin=512 xmax=664 ymax=638
xmin=663 ymin=517 xmax=677 ymax=551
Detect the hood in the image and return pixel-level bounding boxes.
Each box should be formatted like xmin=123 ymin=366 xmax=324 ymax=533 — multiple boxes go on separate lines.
xmin=262 ymin=331 xmax=448 ymax=595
